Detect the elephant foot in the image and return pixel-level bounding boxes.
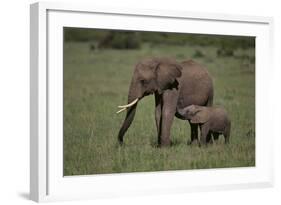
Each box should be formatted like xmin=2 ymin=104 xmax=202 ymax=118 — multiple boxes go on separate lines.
xmin=187 ymin=139 xmax=199 ymax=146
xmin=158 ymin=139 xmax=171 ymax=147
xmin=118 ymin=139 xmax=124 ymax=146
xmin=158 ymin=143 xmax=171 ymax=148
xmin=199 ymin=141 xmax=208 ymax=148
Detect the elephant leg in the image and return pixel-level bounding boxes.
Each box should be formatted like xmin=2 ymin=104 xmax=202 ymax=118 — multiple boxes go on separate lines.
xmin=188 ymin=123 xmax=198 ymax=145
xmin=200 ymin=125 xmax=209 ymax=146
xmin=154 ymin=93 xmax=162 ymax=145
xmin=224 ymin=123 xmax=231 ymax=144
xmin=159 ymin=89 xmax=178 ymax=146
xmin=224 ymin=132 xmax=230 ymax=144
xmin=210 ymin=133 xmax=219 ymax=145
xmin=206 ymin=132 xmax=213 ymax=144
xmin=213 ymin=133 xmax=219 ymax=142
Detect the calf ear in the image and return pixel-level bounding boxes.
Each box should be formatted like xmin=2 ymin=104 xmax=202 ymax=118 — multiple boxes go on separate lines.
xmin=190 ymin=108 xmax=210 ymax=124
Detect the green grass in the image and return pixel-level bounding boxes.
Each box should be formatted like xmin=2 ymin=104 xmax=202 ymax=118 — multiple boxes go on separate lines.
xmin=63 ymin=42 xmax=255 ymax=176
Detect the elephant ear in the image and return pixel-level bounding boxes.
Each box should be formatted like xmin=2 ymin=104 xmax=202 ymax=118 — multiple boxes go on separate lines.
xmin=156 ymin=62 xmax=182 ymax=91
xmin=189 ymin=106 xmax=210 ymax=124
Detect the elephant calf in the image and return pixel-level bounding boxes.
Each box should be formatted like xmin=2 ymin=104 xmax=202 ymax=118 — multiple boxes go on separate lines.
xmin=178 ymin=105 xmax=231 ymax=145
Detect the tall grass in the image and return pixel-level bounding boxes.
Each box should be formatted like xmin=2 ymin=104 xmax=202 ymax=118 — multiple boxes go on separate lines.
xmin=63 ymin=42 xmax=255 ymax=176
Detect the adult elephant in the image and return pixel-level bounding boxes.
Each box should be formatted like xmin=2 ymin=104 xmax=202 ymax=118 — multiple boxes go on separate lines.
xmin=117 ymin=58 xmax=213 ymax=147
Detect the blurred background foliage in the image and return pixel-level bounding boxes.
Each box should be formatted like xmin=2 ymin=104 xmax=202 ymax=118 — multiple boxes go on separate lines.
xmin=64 ymin=27 xmax=255 ymax=51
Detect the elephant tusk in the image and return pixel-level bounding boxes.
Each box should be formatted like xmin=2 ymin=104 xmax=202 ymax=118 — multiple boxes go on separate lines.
xmin=116 ymin=107 xmax=127 ymax=114
xmin=117 ymin=98 xmax=139 ymax=108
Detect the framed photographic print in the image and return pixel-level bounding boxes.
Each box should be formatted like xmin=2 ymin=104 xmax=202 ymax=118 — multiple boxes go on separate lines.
xmin=30 ymin=2 xmax=274 ymax=202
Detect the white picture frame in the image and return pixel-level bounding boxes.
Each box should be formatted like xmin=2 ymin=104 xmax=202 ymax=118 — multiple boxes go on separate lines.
xmin=30 ymin=2 xmax=274 ymax=202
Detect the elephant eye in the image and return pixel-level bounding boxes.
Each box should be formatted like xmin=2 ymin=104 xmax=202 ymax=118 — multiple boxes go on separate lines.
xmin=140 ymin=79 xmax=148 ymax=85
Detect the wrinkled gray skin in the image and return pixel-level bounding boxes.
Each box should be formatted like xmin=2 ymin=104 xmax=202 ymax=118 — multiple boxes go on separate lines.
xmin=118 ymin=58 xmax=214 ymax=147
xmin=178 ymin=105 xmax=231 ymax=145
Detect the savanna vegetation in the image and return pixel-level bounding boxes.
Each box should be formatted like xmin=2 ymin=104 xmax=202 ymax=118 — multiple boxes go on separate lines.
xmin=63 ymin=28 xmax=255 ymax=175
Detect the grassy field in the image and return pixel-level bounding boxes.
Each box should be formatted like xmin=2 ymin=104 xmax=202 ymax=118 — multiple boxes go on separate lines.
xmin=63 ymin=42 xmax=255 ymax=176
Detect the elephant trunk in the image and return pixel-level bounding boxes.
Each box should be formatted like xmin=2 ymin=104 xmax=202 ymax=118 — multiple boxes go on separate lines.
xmin=117 ymin=103 xmax=137 ymax=144
xmin=117 ymin=80 xmax=141 ymax=144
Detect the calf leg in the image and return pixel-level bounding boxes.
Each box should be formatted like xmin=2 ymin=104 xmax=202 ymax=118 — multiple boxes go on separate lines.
xmin=224 ymin=123 xmax=231 ymax=144
xmin=212 ymin=133 xmax=219 ymax=144
xmin=200 ymin=125 xmax=209 ymax=146
xmin=188 ymin=123 xmax=198 ymax=145
xmin=224 ymin=132 xmax=230 ymax=144
xmin=206 ymin=132 xmax=213 ymax=144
